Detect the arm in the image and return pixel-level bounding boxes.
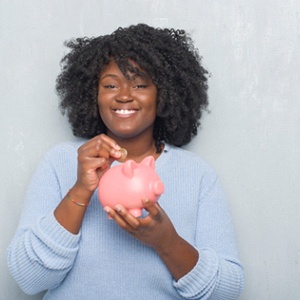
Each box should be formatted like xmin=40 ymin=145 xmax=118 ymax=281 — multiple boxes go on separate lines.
xmin=7 ymin=135 xmax=124 ymax=295
xmin=105 ymin=176 xmax=244 ymax=299
xmin=6 ymin=148 xmax=81 ymax=295
xmin=54 ymin=135 xmax=123 ymax=234
xmin=174 ymin=176 xmax=244 ymax=299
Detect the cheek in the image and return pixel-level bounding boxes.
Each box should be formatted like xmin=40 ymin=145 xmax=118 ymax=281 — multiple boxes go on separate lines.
xmin=146 ymin=89 xmax=158 ymax=110
xmin=97 ymin=92 xmax=102 ymax=107
xmin=98 ymin=105 xmax=109 ymax=122
xmin=97 ymin=92 xmax=109 ymax=109
xmin=97 ymin=97 xmax=108 ymax=121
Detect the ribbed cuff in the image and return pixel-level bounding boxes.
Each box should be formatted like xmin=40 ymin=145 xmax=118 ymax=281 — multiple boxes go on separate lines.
xmin=173 ymin=249 xmax=219 ymax=297
xmin=38 ymin=210 xmax=81 ymax=249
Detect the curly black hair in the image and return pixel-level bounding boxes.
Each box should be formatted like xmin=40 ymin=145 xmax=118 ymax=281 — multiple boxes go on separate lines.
xmin=56 ymin=23 xmax=209 ymax=152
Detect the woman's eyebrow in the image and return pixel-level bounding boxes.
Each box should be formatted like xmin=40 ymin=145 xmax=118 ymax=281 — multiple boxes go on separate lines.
xmin=100 ymin=74 xmax=118 ymax=80
xmin=131 ymin=73 xmax=150 ymax=81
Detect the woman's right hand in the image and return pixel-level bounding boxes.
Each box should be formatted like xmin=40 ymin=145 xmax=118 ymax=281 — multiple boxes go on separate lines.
xmin=74 ymin=134 xmax=124 ymax=194
xmin=54 ymin=134 xmax=124 ymax=234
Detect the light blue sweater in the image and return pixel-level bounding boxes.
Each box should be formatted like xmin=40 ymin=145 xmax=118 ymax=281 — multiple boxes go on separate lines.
xmin=7 ymin=141 xmax=244 ymax=299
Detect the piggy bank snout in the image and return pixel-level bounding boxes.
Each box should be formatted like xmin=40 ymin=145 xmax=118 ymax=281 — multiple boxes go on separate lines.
xmin=151 ymin=180 xmax=164 ymax=196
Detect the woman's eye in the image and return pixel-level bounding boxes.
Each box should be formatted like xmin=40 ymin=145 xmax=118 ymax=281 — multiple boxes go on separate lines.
xmin=134 ymin=84 xmax=147 ymax=89
xmin=104 ymin=84 xmax=117 ymax=89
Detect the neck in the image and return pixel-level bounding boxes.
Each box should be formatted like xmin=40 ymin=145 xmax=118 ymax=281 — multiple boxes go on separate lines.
xmin=108 ymin=133 xmax=160 ymax=162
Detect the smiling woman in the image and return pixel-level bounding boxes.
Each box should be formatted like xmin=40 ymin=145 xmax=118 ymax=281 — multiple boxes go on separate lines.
xmin=7 ymin=24 xmax=244 ymax=299
xmin=98 ymin=60 xmax=158 ymax=146
xmin=56 ymin=24 xmax=209 ymax=151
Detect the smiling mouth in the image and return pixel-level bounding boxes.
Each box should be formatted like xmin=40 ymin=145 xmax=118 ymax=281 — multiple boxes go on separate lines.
xmin=113 ymin=109 xmax=137 ymax=115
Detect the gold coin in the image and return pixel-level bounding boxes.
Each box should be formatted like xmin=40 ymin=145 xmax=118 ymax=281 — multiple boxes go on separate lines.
xmin=118 ymin=148 xmax=128 ymax=162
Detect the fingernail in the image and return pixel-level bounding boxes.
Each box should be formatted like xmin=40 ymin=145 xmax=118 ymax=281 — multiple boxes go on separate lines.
xmin=115 ymin=205 xmax=122 ymax=213
xmin=143 ymin=198 xmax=150 ymax=204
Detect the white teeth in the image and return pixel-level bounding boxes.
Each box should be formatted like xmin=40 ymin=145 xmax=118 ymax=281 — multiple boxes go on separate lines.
xmin=115 ymin=109 xmax=136 ymax=115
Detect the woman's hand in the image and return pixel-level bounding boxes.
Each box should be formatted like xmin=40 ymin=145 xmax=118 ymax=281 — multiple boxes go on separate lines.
xmin=54 ymin=134 xmax=125 ymax=234
xmin=104 ymin=199 xmax=179 ymax=252
xmin=74 ymin=134 xmax=124 ymax=194
xmin=104 ymin=199 xmax=199 ymax=280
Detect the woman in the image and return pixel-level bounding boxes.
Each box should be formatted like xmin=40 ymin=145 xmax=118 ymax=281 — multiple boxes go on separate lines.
xmin=7 ymin=24 xmax=244 ymax=299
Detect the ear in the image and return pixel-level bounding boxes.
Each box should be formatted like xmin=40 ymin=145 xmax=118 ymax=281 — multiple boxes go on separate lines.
xmin=122 ymin=160 xmax=137 ymax=178
xmin=141 ymin=156 xmax=155 ymax=169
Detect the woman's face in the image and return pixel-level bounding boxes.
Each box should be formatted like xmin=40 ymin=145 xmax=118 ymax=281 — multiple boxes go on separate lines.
xmin=98 ymin=60 xmax=158 ymax=141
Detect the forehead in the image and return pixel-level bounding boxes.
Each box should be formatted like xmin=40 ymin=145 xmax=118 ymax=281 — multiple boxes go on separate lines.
xmin=100 ymin=59 xmax=149 ymax=80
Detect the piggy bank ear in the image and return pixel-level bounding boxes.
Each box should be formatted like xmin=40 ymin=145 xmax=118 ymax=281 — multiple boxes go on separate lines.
xmin=141 ymin=156 xmax=155 ymax=168
xmin=122 ymin=160 xmax=137 ymax=178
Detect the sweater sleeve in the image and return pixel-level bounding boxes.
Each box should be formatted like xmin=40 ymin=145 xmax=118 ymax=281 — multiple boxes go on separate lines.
xmin=7 ymin=150 xmax=81 ymax=295
xmin=173 ymin=174 xmax=244 ymax=299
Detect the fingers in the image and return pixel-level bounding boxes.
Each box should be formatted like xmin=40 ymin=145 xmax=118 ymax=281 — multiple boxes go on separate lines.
xmin=78 ymin=134 xmax=122 ymax=162
xmin=104 ymin=205 xmax=140 ymax=230
xmin=103 ymin=200 xmax=162 ymax=229
xmin=142 ymin=199 xmax=162 ymax=220
xmin=104 ymin=201 xmax=174 ymax=250
xmin=76 ymin=134 xmax=127 ymax=192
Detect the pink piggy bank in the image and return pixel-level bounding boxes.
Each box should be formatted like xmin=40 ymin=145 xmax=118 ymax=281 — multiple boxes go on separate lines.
xmin=98 ymin=156 xmax=164 ymax=217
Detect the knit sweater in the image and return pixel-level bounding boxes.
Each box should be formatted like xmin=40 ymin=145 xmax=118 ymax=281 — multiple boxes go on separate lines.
xmin=7 ymin=141 xmax=244 ymax=299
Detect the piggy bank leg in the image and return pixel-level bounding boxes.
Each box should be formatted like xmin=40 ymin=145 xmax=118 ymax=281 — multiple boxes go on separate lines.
xmin=129 ymin=208 xmax=142 ymax=217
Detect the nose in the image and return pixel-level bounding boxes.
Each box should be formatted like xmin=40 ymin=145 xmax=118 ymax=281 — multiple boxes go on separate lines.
xmin=116 ymin=86 xmax=133 ymax=102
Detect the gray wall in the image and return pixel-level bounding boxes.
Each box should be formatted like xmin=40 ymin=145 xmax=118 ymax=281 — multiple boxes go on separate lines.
xmin=1 ymin=1 xmax=299 ymax=299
